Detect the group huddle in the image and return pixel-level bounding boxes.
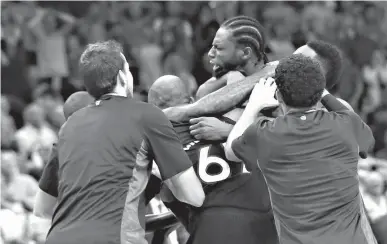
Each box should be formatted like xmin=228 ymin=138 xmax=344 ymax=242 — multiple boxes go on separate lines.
xmin=33 ymin=16 xmax=377 ymax=244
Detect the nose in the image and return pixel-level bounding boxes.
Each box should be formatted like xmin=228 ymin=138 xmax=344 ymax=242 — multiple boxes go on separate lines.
xmin=208 ymin=47 xmax=215 ymax=59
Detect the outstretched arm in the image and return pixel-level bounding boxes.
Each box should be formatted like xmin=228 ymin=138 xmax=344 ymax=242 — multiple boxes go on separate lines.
xmin=163 ymin=63 xmax=277 ymax=121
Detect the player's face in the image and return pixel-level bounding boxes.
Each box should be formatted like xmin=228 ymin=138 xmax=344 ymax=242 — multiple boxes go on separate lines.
xmin=208 ymin=27 xmax=243 ymax=72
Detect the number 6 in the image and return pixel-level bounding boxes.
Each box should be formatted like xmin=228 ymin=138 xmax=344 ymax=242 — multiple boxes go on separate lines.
xmin=198 ymin=145 xmax=231 ymax=184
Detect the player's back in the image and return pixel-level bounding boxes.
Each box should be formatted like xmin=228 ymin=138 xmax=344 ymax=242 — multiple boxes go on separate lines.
xmin=257 ymin=110 xmax=376 ymax=244
xmin=47 ymin=96 xmax=159 ymax=244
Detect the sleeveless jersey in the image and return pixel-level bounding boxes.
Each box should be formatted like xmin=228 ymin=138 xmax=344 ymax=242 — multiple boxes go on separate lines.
xmin=171 ymin=120 xmax=271 ymax=211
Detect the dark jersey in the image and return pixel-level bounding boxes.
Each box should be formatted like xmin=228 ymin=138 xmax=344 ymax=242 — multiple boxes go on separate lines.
xmin=171 ymin=120 xmax=272 ymax=212
xmin=232 ymin=108 xmax=377 ymax=244
xmin=46 ymin=95 xmax=192 ymax=244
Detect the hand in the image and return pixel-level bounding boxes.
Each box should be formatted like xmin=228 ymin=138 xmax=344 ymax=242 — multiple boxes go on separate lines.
xmin=189 ymin=117 xmax=232 ymax=141
xmin=163 ymin=106 xmax=187 ymax=122
xmin=248 ymin=77 xmax=278 ymax=109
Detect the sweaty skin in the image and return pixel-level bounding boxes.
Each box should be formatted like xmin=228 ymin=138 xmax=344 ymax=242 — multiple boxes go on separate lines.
xmin=163 ymin=63 xmax=277 ymax=121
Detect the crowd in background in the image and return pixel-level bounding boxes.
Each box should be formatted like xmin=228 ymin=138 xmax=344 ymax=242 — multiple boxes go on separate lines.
xmin=1 ymin=1 xmax=387 ymax=244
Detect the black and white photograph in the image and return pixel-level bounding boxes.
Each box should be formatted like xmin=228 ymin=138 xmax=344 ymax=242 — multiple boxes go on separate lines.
xmin=1 ymin=1 xmax=387 ymax=244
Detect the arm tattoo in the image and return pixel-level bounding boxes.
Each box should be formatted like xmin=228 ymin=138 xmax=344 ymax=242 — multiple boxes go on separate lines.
xmin=164 ymin=64 xmax=276 ymax=121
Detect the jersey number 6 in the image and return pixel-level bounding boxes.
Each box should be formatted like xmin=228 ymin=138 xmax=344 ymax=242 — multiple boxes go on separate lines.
xmin=198 ymin=144 xmax=231 ymax=184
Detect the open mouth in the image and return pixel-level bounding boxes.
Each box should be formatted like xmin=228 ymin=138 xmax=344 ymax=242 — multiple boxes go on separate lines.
xmin=209 ymin=60 xmax=221 ymax=71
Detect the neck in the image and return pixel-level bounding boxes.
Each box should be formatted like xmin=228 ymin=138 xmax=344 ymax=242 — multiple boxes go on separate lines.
xmin=244 ymin=61 xmax=265 ymax=76
xmin=282 ymin=104 xmax=317 ymax=115
xmin=110 ymin=86 xmax=129 ymax=98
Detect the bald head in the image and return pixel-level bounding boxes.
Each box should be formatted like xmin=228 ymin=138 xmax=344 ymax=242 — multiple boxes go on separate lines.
xmin=63 ymin=91 xmax=94 ymax=119
xmin=148 ymin=75 xmax=192 ymax=109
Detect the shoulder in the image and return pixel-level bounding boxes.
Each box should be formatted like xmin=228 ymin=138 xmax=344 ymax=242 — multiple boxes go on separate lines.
xmin=137 ymin=101 xmax=167 ymax=120
xmin=325 ymin=109 xmax=359 ymax=124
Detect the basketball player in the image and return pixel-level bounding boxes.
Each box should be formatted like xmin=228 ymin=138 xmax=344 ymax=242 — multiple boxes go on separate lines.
xmin=148 ymin=74 xmax=278 ymax=244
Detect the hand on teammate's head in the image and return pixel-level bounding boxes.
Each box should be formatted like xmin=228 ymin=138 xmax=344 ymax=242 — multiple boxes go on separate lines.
xmin=248 ymin=77 xmax=279 ymax=109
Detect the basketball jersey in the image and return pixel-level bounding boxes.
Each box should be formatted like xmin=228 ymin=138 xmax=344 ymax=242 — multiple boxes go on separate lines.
xmin=171 ymin=120 xmax=243 ymax=191
xmin=171 ymin=119 xmax=271 ymax=211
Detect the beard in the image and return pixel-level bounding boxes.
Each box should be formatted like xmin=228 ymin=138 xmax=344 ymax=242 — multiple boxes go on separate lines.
xmin=213 ymin=59 xmax=248 ymax=79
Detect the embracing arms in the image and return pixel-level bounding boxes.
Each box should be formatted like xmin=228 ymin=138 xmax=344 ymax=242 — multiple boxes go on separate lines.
xmin=163 ymin=63 xmax=277 ymax=121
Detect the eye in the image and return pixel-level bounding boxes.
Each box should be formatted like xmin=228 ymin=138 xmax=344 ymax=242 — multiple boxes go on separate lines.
xmin=213 ymin=45 xmax=222 ymax=50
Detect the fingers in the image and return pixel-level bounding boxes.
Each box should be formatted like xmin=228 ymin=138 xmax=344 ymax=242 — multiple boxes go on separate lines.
xmin=190 ymin=128 xmax=205 ymax=139
xmin=189 ymin=122 xmax=202 ymax=131
xmin=189 ymin=117 xmax=204 ymax=124
xmin=259 ymin=77 xmax=276 ymax=86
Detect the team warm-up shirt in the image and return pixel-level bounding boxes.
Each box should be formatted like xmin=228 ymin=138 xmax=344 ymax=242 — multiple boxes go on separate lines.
xmin=45 ymin=95 xmax=192 ymax=244
xmin=172 ymin=120 xmax=272 ymax=212
xmin=39 ymin=142 xmax=163 ymax=205
xmin=232 ymin=100 xmax=377 ymax=244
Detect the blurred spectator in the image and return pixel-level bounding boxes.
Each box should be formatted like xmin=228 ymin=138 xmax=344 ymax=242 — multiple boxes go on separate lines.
xmin=360 ymin=169 xmax=387 ymax=244
xmin=158 ymin=17 xmax=197 ymax=95
xmin=28 ymin=7 xmax=76 ymax=101
xmin=361 ymin=50 xmax=387 ymax=118
xmin=2 ymin=2 xmax=387 ymax=243
xmin=15 ymin=103 xmax=57 ymax=161
xmin=263 ymin=3 xmax=298 ymax=61
xmin=192 ymin=3 xmax=219 ymax=85
xmin=1 ymin=151 xmax=38 ymax=212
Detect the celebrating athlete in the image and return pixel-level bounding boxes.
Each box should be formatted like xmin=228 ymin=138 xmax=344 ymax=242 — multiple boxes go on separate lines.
xmin=163 ymin=40 xmax=344 ymax=125
xmin=149 ymin=74 xmax=278 ymax=244
xmin=149 ymin=15 xmax=279 ymax=244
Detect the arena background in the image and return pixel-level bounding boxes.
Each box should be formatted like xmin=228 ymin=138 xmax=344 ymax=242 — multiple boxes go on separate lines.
xmin=1 ymin=1 xmax=387 ymax=244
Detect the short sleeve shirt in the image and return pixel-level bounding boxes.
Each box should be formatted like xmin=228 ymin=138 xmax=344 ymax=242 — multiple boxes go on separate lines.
xmin=46 ymin=96 xmax=193 ymax=244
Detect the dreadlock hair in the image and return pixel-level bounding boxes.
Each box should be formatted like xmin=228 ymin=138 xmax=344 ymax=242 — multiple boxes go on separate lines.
xmin=221 ymin=16 xmax=269 ymax=64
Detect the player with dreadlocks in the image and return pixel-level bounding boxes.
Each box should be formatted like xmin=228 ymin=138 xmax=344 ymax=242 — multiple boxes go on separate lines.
xmin=195 ymin=15 xmax=273 ymax=100
xmin=150 ymin=16 xmax=279 ymax=244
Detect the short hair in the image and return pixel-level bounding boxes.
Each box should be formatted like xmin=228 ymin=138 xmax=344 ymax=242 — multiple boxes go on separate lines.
xmin=63 ymin=91 xmax=94 ymax=120
xmin=306 ymin=40 xmax=343 ymax=89
xmin=274 ymin=54 xmax=326 ymax=108
xmin=79 ymin=40 xmax=124 ymax=99
xmin=221 ymin=16 xmax=268 ymax=63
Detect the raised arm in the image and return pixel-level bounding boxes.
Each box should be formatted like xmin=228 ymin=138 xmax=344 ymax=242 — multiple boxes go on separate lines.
xmin=225 ymin=78 xmax=278 ymax=164
xmin=163 ymin=63 xmax=277 ymax=121
xmin=321 ymin=90 xmax=374 ymax=158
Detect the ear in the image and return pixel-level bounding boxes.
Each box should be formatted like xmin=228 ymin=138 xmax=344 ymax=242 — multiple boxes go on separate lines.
xmin=239 ymin=46 xmax=253 ymax=61
xmin=117 ymin=70 xmax=126 ymax=86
